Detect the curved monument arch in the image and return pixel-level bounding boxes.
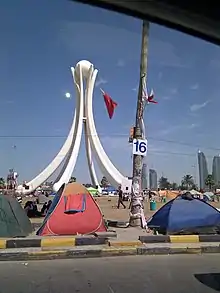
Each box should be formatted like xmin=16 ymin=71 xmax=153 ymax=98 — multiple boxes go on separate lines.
xmin=17 ymin=60 xmax=131 ymax=194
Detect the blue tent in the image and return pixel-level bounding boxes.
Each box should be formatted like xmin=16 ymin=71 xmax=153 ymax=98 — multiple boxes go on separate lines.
xmin=103 ymin=186 xmax=117 ymax=193
xmin=147 ymin=194 xmax=220 ymax=234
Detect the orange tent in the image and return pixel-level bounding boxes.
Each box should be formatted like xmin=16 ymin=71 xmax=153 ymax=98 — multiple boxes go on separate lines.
xmin=37 ymin=183 xmax=107 ymax=236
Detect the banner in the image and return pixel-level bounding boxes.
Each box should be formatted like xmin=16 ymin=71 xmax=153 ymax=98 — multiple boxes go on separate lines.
xmin=129 ymin=127 xmax=134 ymax=143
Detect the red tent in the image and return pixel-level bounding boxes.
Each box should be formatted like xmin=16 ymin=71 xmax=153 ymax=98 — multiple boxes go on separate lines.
xmin=37 ymin=183 xmax=107 ymax=236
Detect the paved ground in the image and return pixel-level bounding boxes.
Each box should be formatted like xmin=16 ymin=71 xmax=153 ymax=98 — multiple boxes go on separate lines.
xmin=113 ymin=226 xmax=151 ymax=240
xmin=1 ymin=255 xmax=220 ymax=292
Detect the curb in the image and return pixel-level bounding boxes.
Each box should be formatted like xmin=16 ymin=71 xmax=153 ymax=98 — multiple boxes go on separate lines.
xmin=1 ymin=233 xmax=219 ymax=250
xmin=139 ymin=235 xmax=220 ymax=243
xmin=108 ymin=240 xmax=142 ymax=247
xmin=0 ymin=244 xmax=220 ymax=261
xmin=0 ymin=236 xmax=109 ymax=249
xmin=107 ymin=220 xmax=129 ymax=228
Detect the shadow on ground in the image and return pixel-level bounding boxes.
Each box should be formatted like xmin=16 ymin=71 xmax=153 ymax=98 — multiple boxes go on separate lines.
xmin=194 ymin=273 xmax=220 ymax=291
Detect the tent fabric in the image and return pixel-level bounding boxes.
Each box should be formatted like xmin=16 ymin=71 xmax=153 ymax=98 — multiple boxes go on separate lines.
xmin=87 ymin=187 xmax=99 ymax=196
xmin=87 ymin=187 xmax=97 ymax=192
xmin=0 ymin=194 xmax=32 ymax=237
xmin=203 ymin=192 xmax=214 ymax=202
xmin=37 ymin=183 xmax=107 ymax=236
xmin=188 ymin=189 xmax=202 ymax=195
xmin=64 ymin=194 xmax=86 ymax=213
xmin=147 ymin=195 xmax=220 ymax=234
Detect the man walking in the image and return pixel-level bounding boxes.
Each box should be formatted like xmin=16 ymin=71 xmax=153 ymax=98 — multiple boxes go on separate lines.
xmin=117 ymin=186 xmax=126 ymax=209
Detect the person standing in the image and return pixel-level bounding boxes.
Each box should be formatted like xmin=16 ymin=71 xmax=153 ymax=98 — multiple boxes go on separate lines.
xmin=117 ymin=186 xmax=126 ymax=209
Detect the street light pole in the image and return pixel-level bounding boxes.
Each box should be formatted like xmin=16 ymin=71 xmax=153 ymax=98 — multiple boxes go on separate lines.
xmin=129 ymin=20 xmax=149 ymax=227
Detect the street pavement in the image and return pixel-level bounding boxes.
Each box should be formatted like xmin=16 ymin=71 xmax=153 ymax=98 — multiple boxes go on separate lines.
xmin=1 ymin=255 xmax=220 ymax=293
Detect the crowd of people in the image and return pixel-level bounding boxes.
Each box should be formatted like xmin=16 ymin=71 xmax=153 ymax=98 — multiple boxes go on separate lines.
xmin=24 ymin=200 xmax=52 ymax=218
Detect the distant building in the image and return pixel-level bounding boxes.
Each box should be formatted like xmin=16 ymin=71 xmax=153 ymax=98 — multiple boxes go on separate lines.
xmin=212 ymin=155 xmax=220 ymax=187
xmin=141 ymin=163 xmax=148 ymax=189
xmin=149 ymin=169 xmax=157 ymax=190
xmin=198 ymin=150 xmax=208 ymax=190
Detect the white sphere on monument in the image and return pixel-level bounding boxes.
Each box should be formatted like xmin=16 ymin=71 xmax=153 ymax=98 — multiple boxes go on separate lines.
xmin=74 ymin=60 xmax=93 ymax=79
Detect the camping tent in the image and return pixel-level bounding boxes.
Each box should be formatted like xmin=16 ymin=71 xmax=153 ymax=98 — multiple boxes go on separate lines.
xmin=203 ymin=192 xmax=214 ymax=202
xmin=0 ymin=194 xmax=32 ymax=237
xmin=147 ymin=193 xmax=220 ymax=235
xmin=37 ymin=183 xmax=107 ymax=236
xmin=188 ymin=189 xmax=202 ymax=195
xmin=87 ymin=187 xmax=100 ymax=197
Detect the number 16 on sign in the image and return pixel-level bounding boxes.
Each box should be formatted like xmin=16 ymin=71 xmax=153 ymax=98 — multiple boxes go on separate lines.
xmin=132 ymin=139 xmax=148 ymax=156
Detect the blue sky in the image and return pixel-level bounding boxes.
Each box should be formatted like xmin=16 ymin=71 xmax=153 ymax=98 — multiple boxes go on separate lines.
xmin=0 ymin=0 xmax=220 ymax=185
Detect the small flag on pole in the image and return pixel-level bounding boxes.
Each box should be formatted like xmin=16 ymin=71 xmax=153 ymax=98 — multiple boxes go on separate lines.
xmin=100 ymin=88 xmax=117 ymax=119
xmin=143 ymin=89 xmax=157 ymax=104
xmin=148 ymin=89 xmax=157 ymax=104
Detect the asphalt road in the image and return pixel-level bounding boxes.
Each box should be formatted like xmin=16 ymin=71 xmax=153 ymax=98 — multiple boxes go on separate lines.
xmin=0 ymin=255 xmax=220 ymax=293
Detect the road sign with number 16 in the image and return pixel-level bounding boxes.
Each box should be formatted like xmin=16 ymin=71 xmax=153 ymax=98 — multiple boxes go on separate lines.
xmin=132 ymin=139 xmax=148 ymax=156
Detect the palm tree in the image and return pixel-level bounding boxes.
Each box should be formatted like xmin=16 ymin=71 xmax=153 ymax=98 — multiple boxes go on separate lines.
xmin=181 ymin=174 xmax=194 ymax=190
xmin=205 ymin=174 xmax=215 ymax=190
xmin=130 ymin=20 xmax=149 ymax=227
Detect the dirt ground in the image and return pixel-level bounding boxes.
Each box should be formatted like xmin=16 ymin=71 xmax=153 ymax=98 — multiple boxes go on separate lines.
xmin=95 ymin=197 xmax=220 ymax=221
xmin=29 ymin=196 xmax=220 ymax=224
xmin=95 ymin=197 xmax=159 ymax=221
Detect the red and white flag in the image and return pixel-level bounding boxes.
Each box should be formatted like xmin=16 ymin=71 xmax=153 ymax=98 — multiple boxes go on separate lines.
xmin=100 ymin=88 xmax=117 ymax=119
xmin=143 ymin=89 xmax=157 ymax=104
